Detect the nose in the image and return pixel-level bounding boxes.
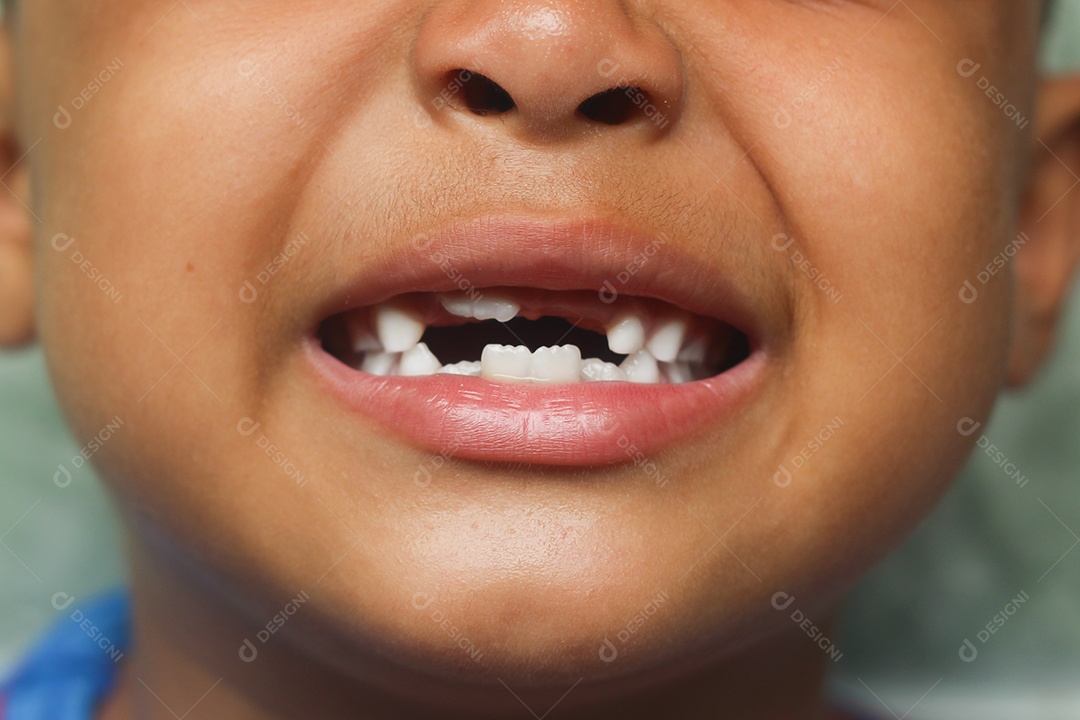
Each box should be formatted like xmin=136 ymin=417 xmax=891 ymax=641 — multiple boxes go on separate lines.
xmin=413 ymin=0 xmax=683 ymax=139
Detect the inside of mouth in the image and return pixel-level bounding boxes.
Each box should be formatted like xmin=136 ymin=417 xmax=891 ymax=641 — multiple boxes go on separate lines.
xmin=317 ymin=289 xmax=750 ymax=385
xmin=423 ymin=316 xmax=625 ymax=365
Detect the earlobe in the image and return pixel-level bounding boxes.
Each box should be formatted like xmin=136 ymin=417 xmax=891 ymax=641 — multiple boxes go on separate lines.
xmin=0 ymin=28 xmax=34 ymax=348
xmin=1009 ymin=75 xmax=1080 ymax=387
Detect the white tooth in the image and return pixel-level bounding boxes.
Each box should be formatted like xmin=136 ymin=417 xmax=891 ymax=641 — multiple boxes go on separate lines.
xmin=361 ymin=351 xmax=399 ymax=376
xmin=646 ymin=317 xmax=689 ymax=363
xmin=580 ymin=358 xmax=628 ymax=382
xmin=620 ymin=350 xmax=660 ymax=384
xmin=344 ymin=315 xmax=382 ymax=353
xmin=437 ymin=360 xmax=482 ymax=377
xmin=352 ymin=332 xmax=382 ymax=353
xmin=472 ymin=297 xmax=520 ymax=323
xmin=440 ymin=295 xmax=520 ymax=323
xmin=439 ymin=296 xmax=475 ymax=319
xmin=662 ymin=361 xmax=694 ymax=384
xmin=606 ymin=313 xmax=646 ymax=355
xmin=531 ymin=345 xmax=582 ymax=384
xmin=375 ymin=305 xmax=425 ymax=353
xmin=676 ymin=336 xmax=708 ymax=363
xmin=481 ymin=344 xmax=532 ymax=382
xmin=399 ymin=343 xmax=441 ymax=376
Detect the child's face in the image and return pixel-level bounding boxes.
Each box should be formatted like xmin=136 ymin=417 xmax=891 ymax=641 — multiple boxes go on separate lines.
xmin=1 ymin=0 xmax=1072 ymax=696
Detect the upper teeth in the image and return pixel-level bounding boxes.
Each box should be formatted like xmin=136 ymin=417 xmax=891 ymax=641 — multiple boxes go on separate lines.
xmin=375 ymin=304 xmax=426 ymax=353
xmin=441 ymin=295 xmax=520 ymax=323
xmin=646 ymin=317 xmax=688 ymax=363
xmin=344 ymin=314 xmax=382 ymax=353
xmin=605 ymin=312 xmax=646 ymax=355
xmin=346 ymin=297 xmax=710 ymax=385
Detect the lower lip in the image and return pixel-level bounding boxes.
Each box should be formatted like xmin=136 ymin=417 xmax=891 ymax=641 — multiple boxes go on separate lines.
xmin=306 ymin=340 xmax=765 ymax=466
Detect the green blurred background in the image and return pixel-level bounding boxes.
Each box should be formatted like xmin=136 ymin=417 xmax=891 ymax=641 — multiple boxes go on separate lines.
xmin=2 ymin=3 xmax=1080 ymax=717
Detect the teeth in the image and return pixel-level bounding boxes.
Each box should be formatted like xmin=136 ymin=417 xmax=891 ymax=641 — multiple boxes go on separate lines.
xmin=620 ymin=350 xmax=660 ymax=384
xmin=531 ymin=345 xmax=582 ymax=384
xmin=472 ymin=297 xmax=520 ymax=323
xmin=439 ymin=296 xmax=474 ymax=318
xmin=437 ymin=360 xmax=482 ymax=377
xmin=646 ymin=317 xmax=689 ymax=363
xmin=353 ymin=300 xmax=709 ymax=385
xmin=399 ymin=343 xmax=442 ymax=376
xmin=662 ymin=361 xmax=694 ymax=384
xmin=481 ymin=344 xmax=532 ymax=382
xmin=375 ymin=305 xmax=425 ymax=353
xmin=361 ymin=351 xmax=399 ymax=376
xmin=676 ymin=336 xmax=708 ymax=364
xmin=581 ymin=358 xmax=628 ymax=382
xmin=440 ymin=295 xmax=519 ymax=323
xmin=353 ymin=332 xmax=382 ymax=353
xmin=344 ymin=315 xmax=382 ymax=353
xmin=606 ymin=313 xmax=646 ymax=355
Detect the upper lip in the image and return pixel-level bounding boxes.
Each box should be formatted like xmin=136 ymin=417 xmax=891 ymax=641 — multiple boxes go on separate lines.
xmin=311 ymin=214 xmax=775 ymax=348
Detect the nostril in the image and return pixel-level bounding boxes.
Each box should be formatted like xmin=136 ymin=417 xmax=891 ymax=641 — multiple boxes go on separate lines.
xmin=577 ymin=86 xmax=647 ymax=126
xmin=448 ymin=70 xmax=515 ymax=116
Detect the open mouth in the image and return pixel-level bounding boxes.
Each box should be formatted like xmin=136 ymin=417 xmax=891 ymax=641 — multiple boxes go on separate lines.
xmin=317 ymin=288 xmax=750 ymax=385
xmin=304 ymin=215 xmax=771 ymax=465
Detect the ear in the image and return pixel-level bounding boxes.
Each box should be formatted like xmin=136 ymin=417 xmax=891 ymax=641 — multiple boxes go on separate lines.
xmin=1009 ymin=75 xmax=1080 ymax=386
xmin=0 ymin=24 xmax=34 ymax=347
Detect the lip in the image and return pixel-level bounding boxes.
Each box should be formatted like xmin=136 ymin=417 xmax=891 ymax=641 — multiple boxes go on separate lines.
xmin=304 ymin=215 xmax=773 ymax=466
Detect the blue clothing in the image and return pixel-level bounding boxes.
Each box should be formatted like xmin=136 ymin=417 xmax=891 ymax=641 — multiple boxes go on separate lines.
xmin=0 ymin=589 xmax=130 ymax=720
xmin=0 ymin=589 xmax=881 ymax=720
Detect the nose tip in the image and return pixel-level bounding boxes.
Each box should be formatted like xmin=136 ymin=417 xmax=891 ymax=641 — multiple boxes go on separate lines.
xmin=414 ymin=1 xmax=683 ymax=138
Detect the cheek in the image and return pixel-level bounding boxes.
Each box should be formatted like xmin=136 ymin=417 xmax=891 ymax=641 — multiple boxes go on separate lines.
xmin=722 ymin=34 xmax=1021 ymax=594
xmin=20 ymin=10 xmax=415 ymax=658
xmin=25 ymin=13 xmax=304 ymax=450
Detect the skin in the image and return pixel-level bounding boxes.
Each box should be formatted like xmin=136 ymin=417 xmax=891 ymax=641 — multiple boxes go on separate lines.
xmin=2 ymin=1 xmax=1079 ymax=718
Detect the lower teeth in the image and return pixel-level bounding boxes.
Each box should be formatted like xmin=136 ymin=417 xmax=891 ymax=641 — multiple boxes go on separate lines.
xmin=321 ymin=293 xmax=739 ymax=386
xmin=357 ymin=342 xmax=695 ymax=385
